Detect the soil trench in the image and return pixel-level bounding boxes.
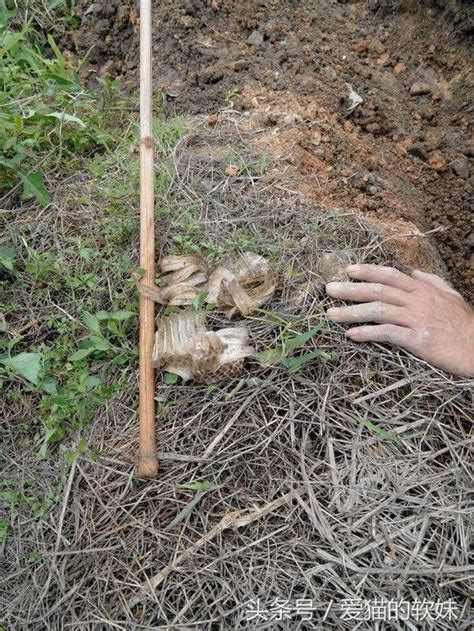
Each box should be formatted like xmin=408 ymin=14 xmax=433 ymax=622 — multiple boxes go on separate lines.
xmin=64 ymin=0 xmax=473 ymax=300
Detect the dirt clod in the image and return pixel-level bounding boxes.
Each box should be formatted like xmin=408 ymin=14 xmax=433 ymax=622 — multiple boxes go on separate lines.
xmin=450 ymin=157 xmax=470 ymax=179
xmin=410 ymin=80 xmax=433 ymax=96
xmin=62 ymin=0 xmax=474 ymax=298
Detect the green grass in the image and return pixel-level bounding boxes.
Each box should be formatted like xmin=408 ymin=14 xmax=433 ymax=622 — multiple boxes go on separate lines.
xmin=0 ymin=2 xmax=186 ymax=539
xmin=1 ymin=114 xmax=184 ymax=459
xmin=0 ymin=0 xmax=123 ymax=205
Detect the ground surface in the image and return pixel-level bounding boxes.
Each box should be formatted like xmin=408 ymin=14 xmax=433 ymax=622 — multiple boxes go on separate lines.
xmin=2 ymin=2 xmax=473 ymax=630
xmin=64 ymin=0 xmax=473 ymax=301
xmin=2 ymin=110 xmax=473 ymax=629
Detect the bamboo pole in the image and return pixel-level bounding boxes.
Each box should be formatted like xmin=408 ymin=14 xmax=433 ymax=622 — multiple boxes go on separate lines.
xmin=137 ymin=0 xmax=158 ymax=478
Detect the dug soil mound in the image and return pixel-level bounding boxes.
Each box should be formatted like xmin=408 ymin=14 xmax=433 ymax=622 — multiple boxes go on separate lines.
xmin=63 ymin=0 xmax=473 ymax=300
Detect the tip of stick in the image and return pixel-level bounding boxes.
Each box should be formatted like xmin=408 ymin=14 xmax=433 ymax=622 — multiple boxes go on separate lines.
xmin=136 ymin=455 xmax=159 ymax=479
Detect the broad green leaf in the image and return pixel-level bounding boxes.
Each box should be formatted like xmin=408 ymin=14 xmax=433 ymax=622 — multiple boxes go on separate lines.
xmin=83 ymin=311 xmax=101 ymax=334
xmin=257 ymin=326 xmax=323 ymax=367
xmin=257 ymin=346 xmax=284 ymax=366
xmin=164 ymin=372 xmax=179 ymax=384
xmin=47 ymin=34 xmax=65 ymax=69
xmin=0 ymin=246 xmax=16 ymax=271
xmin=13 ymin=49 xmax=42 ymax=71
xmin=108 ymin=310 xmax=135 ymax=321
xmin=191 ymin=291 xmax=208 ymax=312
xmin=1 ymin=352 xmax=42 ymax=385
xmin=45 ymin=112 xmax=86 ymax=127
xmin=85 ymin=375 xmax=101 ymax=388
xmin=42 ymin=376 xmax=58 ymax=394
xmin=47 ymin=72 xmax=79 ymax=88
xmin=284 ymin=326 xmax=322 ymax=353
xmin=22 ymin=171 xmax=50 ymax=206
xmin=281 ymin=350 xmax=331 ymax=374
xmin=69 ymin=347 xmax=94 ymax=361
xmin=88 ymin=335 xmax=111 ymax=351
xmin=0 ymin=31 xmax=23 ymax=56
xmin=79 ymin=247 xmax=94 ymax=260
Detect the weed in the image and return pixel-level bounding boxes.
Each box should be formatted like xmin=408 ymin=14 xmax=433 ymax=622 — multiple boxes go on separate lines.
xmin=0 ymin=3 xmax=127 ymax=205
xmin=257 ymin=323 xmax=331 ymax=372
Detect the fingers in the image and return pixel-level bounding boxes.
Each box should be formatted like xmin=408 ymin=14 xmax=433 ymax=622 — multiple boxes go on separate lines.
xmin=346 ymin=324 xmax=417 ymax=350
xmin=411 ymin=269 xmax=461 ymax=298
xmin=327 ymin=302 xmax=408 ymax=325
xmin=346 ymin=264 xmax=418 ymax=292
xmin=326 ymin=281 xmax=407 ymax=305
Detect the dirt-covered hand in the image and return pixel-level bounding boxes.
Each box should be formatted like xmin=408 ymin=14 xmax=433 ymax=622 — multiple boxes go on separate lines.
xmin=325 ymin=264 xmax=474 ymax=376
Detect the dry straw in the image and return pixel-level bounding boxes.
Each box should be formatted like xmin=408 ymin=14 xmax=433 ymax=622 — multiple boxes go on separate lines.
xmin=2 ymin=111 xmax=472 ymax=629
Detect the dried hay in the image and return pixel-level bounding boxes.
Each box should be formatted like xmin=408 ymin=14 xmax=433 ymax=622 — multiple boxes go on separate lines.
xmin=1 ymin=110 xmax=472 ymax=629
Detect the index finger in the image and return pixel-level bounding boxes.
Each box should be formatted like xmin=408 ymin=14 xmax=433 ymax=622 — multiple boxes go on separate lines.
xmin=345 ymin=264 xmax=418 ymax=292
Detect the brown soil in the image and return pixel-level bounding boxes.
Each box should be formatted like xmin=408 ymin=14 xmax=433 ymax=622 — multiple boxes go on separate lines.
xmin=63 ymin=0 xmax=473 ymax=300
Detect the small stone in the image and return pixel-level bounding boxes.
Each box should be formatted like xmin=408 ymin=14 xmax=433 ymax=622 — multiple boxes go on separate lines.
xmin=376 ymin=52 xmax=391 ymax=66
xmin=395 ymin=140 xmax=409 ymax=156
xmin=366 ymin=185 xmax=378 ymax=195
xmin=393 ymin=62 xmax=406 ymax=76
xmin=343 ymin=120 xmax=354 ymax=132
xmin=418 ymin=105 xmax=434 ymax=121
xmin=364 ymin=173 xmax=377 ymax=185
xmin=248 ymin=31 xmax=264 ymax=46
xmin=311 ymin=130 xmax=322 ymax=146
xmin=225 ymin=164 xmax=239 ymax=177
xmin=428 ymin=152 xmax=447 ymax=172
xmin=353 ymin=39 xmax=367 ymax=54
xmin=365 ymin=122 xmax=380 ymax=134
xmin=450 ymin=158 xmax=469 ymax=179
xmin=319 ymin=251 xmax=351 ymax=283
xmin=272 ymin=79 xmax=286 ymax=91
xmin=368 ymin=37 xmax=385 ymax=55
xmin=410 ymin=81 xmax=432 ymax=96
xmin=179 ymin=14 xmax=193 ymax=28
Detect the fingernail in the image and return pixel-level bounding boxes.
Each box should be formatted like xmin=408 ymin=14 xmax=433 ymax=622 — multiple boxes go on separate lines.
xmin=325 ymin=282 xmax=341 ymax=295
xmin=326 ymin=308 xmax=339 ymax=318
xmin=346 ymin=264 xmax=358 ymax=273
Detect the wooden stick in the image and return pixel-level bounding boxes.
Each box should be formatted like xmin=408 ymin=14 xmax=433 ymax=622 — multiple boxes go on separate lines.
xmin=137 ymin=0 xmax=158 ymax=478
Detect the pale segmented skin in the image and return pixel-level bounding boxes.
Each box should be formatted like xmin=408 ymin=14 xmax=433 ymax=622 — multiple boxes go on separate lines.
xmin=152 ymin=312 xmax=254 ymax=383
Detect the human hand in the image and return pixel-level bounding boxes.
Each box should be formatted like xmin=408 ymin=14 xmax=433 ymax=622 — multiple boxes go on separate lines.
xmin=325 ymin=264 xmax=474 ymax=377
